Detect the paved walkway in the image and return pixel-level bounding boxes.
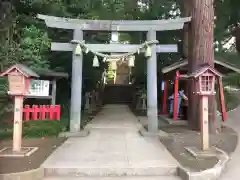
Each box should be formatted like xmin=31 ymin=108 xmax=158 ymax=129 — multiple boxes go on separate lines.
xmin=42 ymin=105 xmax=178 ymax=177
xmin=220 ymin=106 xmax=240 ymax=180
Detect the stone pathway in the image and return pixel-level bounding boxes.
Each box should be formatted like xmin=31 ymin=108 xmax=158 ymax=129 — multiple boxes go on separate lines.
xmin=220 ymin=106 xmax=240 ymax=180
xmin=42 ymin=105 xmax=179 ymax=179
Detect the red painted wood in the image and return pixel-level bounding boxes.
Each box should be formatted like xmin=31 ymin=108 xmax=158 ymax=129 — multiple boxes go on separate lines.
xmin=23 ymin=105 xmax=61 ymax=121
xmin=32 ymin=105 xmax=39 ymax=120
xmin=218 ymin=78 xmax=227 ymax=121
xmin=49 ymin=105 xmax=54 ymax=120
xmin=23 ymin=105 xmax=31 ymax=121
xmin=55 ymin=105 xmax=61 ymax=120
xmin=173 ymin=71 xmax=179 ymax=120
xmin=162 ymin=80 xmax=168 ymax=114
xmin=40 ymin=105 xmax=47 ymax=120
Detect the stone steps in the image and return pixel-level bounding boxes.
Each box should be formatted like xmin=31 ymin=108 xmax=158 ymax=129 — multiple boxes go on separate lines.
xmin=43 ymin=165 xmax=177 ymax=177
xmin=43 ymin=175 xmax=181 ymax=180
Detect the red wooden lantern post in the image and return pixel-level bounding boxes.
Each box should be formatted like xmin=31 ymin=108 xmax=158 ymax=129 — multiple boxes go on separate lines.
xmin=173 ymin=71 xmax=179 ymax=120
xmin=162 ymin=80 xmax=168 ymax=114
xmin=218 ymin=78 xmax=227 ymax=121
xmin=0 ymin=64 xmax=39 ymax=152
xmin=189 ymin=66 xmax=221 ymax=150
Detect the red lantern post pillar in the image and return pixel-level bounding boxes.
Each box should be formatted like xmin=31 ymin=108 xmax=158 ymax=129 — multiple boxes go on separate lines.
xmin=218 ymin=77 xmax=226 ymax=121
xmin=200 ymin=95 xmax=209 ymax=150
xmin=162 ymin=80 xmax=168 ymax=114
xmin=173 ymin=71 xmax=179 ymax=120
xmin=13 ymin=95 xmax=24 ymax=152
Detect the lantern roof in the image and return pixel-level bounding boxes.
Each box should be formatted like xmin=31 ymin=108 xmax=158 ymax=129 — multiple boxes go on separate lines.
xmin=0 ymin=64 xmax=39 ymax=78
xmin=188 ymin=65 xmax=222 ymax=78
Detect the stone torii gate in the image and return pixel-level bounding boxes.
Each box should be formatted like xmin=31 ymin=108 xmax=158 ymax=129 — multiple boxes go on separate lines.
xmin=37 ymin=14 xmax=191 ymax=134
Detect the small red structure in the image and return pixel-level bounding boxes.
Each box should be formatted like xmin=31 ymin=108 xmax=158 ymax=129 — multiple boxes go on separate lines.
xmin=162 ymin=58 xmax=240 ymax=122
xmin=0 ymin=64 xmax=39 ymax=152
xmin=23 ymin=105 xmax=61 ymax=121
xmin=162 ymin=63 xmax=227 ymax=122
xmin=1 ymin=64 xmax=39 ymax=96
xmin=161 ymin=70 xmax=188 ymax=120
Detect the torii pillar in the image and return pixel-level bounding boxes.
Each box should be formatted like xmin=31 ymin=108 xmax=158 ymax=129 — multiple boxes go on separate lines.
xmin=147 ymin=30 xmax=158 ymax=133
xmin=70 ymin=29 xmax=83 ymax=133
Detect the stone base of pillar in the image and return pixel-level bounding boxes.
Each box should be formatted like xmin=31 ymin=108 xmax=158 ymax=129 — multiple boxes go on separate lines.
xmin=59 ymin=129 xmax=90 ymax=138
xmin=139 ymin=128 xmax=168 ymax=138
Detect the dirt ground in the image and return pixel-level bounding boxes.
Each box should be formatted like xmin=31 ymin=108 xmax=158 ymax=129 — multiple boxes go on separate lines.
xmin=159 ymin=125 xmax=238 ymax=172
xmin=0 ymin=106 xmax=102 ymax=174
xmin=0 ymin=137 xmax=66 ymax=174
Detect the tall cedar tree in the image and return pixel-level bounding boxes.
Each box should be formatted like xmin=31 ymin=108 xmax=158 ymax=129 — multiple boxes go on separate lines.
xmin=187 ymin=0 xmax=220 ymax=133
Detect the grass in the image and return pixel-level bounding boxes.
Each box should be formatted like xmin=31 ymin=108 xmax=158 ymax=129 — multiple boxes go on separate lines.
xmin=224 ymin=90 xmax=240 ymax=111
xmin=0 ymin=111 xmax=91 ymax=140
xmin=215 ymin=52 xmax=240 ymax=69
xmin=215 ymin=89 xmax=240 ymax=112
xmin=0 ymin=118 xmax=67 ymax=140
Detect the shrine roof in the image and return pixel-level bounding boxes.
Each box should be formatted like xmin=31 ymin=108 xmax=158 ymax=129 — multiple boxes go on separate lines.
xmin=34 ymin=69 xmax=69 ymax=79
xmin=0 ymin=64 xmax=39 ymax=77
xmin=0 ymin=64 xmax=68 ymax=79
xmin=162 ymin=53 xmax=240 ymax=75
xmin=188 ymin=65 xmax=222 ymax=78
xmin=16 ymin=64 xmax=40 ymax=77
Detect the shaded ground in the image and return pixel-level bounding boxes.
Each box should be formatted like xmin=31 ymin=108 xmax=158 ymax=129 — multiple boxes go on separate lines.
xmin=129 ymin=105 xmax=147 ymax=117
xmin=81 ymin=106 xmax=103 ymax=128
xmin=159 ymin=125 xmax=238 ymax=172
xmin=0 ymin=137 xmax=66 ymax=174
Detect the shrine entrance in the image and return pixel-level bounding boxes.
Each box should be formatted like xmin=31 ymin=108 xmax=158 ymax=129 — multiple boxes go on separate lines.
xmin=38 ymin=14 xmax=191 ymax=134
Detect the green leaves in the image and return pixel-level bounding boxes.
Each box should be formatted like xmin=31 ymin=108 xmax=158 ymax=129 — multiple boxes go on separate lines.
xmin=18 ymin=25 xmax=50 ymax=70
xmin=214 ymin=0 xmax=240 ymax=51
xmin=0 ymin=25 xmax=50 ymax=72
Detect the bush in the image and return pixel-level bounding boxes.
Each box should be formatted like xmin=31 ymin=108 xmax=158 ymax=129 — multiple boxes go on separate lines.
xmin=23 ymin=120 xmax=66 ymax=138
xmin=0 ymin=117 xmax=68 ymax=140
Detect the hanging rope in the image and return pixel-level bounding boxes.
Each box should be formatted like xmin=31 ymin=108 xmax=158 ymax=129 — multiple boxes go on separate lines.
xmin=70 ymin=39 xmax=159 ymax=59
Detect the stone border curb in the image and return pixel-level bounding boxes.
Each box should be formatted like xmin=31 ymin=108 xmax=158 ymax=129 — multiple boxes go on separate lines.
xmin=44 ymin=166 xmax=177 ymax=177
xmin=59 ymin=129 xmax=90 ymax=138
xmin=0 ymin=168 xmax=43 ymax=180
xmin=177 ymin=147 xmax=230 ymax=180
xmin=0 ymin=147 xmax=38 ymax=157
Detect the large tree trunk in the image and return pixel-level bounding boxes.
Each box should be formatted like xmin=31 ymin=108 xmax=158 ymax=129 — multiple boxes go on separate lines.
xmin=233 ymin=26 xmax=240 ymax=53
xmin=188 ymin=0 xmax=218 ymax=133
xmin=182 ymin=0 xmax=191 ymax=59
xmin=181 ymin=0 xmax=194 ymax=128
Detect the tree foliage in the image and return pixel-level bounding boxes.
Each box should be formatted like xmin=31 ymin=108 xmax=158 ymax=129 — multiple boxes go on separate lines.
xmin=19 ymin=25 xmax=50 ymax=70
xmin=214 ymin=0 xmax=240 ymax=52
xmin=0 ymin=0 xmax=240 ymax=95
